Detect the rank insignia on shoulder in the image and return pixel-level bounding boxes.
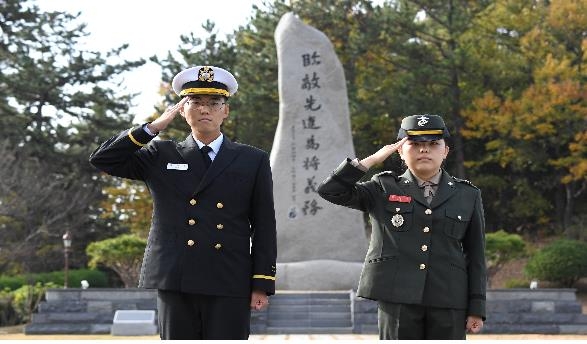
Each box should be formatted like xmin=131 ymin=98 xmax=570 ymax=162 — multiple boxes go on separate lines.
xmin=374 ymin=171 xmax=399 ymax=179
xmin=454 ymin=177 xmax=478 ymax=189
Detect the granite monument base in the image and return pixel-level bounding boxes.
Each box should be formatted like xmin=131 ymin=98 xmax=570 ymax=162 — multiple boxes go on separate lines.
xmin=276 ymin=260 xmax=363 ymax=290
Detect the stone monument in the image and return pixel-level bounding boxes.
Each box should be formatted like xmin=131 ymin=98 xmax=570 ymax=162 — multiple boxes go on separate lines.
xmin=271 ymin=12 xmax=367 ymax=290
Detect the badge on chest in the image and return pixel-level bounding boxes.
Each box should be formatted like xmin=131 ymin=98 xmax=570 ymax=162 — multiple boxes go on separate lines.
xmin=388 ymin=194 xmax=411 ymax=228
xmin=391 ymin=214 xmax=404 ymax=228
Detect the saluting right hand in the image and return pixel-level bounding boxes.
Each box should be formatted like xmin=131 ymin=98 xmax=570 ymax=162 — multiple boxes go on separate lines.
xmin=359 ymin=137 xmax=408 ymax=169
xmin=146 ymin=97 xmax=188 ymax=134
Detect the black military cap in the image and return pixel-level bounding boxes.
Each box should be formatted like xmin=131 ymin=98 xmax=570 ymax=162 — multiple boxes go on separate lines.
xmin=397 ymin=114 xmax=450 ymax=141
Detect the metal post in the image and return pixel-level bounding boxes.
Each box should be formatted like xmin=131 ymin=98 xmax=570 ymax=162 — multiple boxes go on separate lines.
xmin=62 ymin=231 xmax=72 ymax=289
xmin=64 ymin=248 xmax=69 ymax=288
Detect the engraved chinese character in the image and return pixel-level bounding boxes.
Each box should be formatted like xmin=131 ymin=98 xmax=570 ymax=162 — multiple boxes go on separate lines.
xmin=302 ymin=51 xmax=321 ymax=67
xmin=303 ymin=156 xmax=320 ymax=171
xmin=305 ymin=135 xmax=320 ymax=150
xmin=304 ymin=95 xmax=322 ymax=111
xmin=302 ymin=199 xmax=323 ymax=216
xmin=304 ymin=176 xmax=318 ymax=194
xmin=302 ymin=116 xmax=321 ymax=130
xmin=301 ymin=72 xmax=321 ymax=90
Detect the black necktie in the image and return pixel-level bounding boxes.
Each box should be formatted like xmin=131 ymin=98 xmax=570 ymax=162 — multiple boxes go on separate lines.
xmin=200 ymin=145 xmax=212 ymax=168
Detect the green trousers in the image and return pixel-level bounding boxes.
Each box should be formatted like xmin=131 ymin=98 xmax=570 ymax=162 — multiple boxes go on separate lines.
xmin=378 ymin=301 xmax=466 ymax=340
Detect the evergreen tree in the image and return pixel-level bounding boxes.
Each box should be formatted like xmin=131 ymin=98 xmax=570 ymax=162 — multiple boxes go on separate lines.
xmin=0 ymin=0 xmax=145 ymax=273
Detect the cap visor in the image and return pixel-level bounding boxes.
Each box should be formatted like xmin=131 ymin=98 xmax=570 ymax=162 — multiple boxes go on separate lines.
xmin=407 ymin=135 xmax=444 ymax=142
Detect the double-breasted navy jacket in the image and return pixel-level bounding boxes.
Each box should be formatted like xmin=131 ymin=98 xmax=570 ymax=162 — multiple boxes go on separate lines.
xmin=89 ymin=125 xmax=277 ymax=297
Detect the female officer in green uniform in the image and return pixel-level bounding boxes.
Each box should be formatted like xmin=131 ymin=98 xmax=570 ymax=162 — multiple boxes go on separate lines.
xmin=317 ymin=114 xmax=486 ymax=339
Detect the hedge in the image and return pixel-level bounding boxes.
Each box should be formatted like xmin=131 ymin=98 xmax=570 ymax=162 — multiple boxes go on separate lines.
xmin=0 ymin=269 xmax=108 ymax=291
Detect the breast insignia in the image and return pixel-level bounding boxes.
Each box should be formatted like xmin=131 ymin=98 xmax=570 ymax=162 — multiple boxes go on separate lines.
xmin=391 ymin=214 xmax=404 ymax=227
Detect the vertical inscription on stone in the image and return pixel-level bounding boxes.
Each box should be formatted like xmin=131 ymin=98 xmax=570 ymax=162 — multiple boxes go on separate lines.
xmin=271 ymin=12 xmax=367 ymax=263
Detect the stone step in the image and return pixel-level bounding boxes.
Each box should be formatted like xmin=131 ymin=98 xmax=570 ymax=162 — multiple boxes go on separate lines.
xmin=38 ymin=300 xmax=87 ymax=313
xmin=486 ymin=300 xmax=583 ymax=313
xmin=268 ymin=312 xmax=351 ymax=321
xmin=31 ymin=312 xmax=112 ymax=324
xmin=265 ymin=327 xmax=353 ymax=334
xmin=267 ymin=318 xmax=352 ymax=328
xmin=482 ymin=323 xmax=561 ymax=334
xmin=487 ymin=289 xmax=578 ymax=301
xmin=269 ymin=298 xmax=351 ymax=307
xmin=25 ymin=323 xmax=111 ymax=335
xmin=268 ymin=304 xmax=350 ymax=313
xmin=559 ymin=324 xmax=587 ymax=335
xmin=45 ymin=288 xmax=157 ymax=302
xmin=486 ymin=312 xmax=587 ymax=325
xmin=37 ymin=299 xmax=157 ymax=314
xmin=271 ymin=294 xmax=350 ymax=302
xmin=272 ymin=291 xmax=350 ymax=299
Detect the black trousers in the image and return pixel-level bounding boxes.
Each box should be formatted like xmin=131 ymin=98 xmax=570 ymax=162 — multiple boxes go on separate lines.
xmin=378 ymin=302 xmax=466 ymax=340
xmin=157 ymin=289 xmax=251 ymax=340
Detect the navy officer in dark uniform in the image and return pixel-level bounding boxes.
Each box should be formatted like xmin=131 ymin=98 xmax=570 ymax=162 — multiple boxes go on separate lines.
xmin=317 ymin=114 xmax=486 ymax=339
xmin=89 ymin=66 xmax=277 ymax=340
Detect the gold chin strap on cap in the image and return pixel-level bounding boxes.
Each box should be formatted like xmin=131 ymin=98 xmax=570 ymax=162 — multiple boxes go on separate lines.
xmin=406 ymin=129 xmax=443 ymax=136
xmin=180 ymin=88 xmax=230 ymax=97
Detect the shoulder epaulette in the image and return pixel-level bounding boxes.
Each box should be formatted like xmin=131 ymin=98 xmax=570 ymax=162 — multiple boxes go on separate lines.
xmin=372 ymin=170 xmax=399 ymax=180
xmin=453 ymin=177 xmax=479 ymax=189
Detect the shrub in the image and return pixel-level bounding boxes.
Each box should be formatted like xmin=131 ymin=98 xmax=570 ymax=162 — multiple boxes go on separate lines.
xmin=0 ymin=269 xmax=108 ymax=291
xmin=0 ymin=289 xmax=18 ymax=326
xmin=0 ymin=276 xmax=25 ymax=291
xmin=11 ymin=282 xmax=58 ymax=323
xmin=524 ymin=239 xmax=587 ymax=287
xmin=504 ymin=278 xmax=531 ymax=289
xmin=86 ymin=234 xmax=146 ymax=288
xmin=485 ymin=230 xmax=527 ymax=287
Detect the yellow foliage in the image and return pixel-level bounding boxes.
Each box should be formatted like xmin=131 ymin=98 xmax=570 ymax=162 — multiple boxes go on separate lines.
xmin=547 ymin=0 xmax=587 ymax=38
xmin=534 ymin=55 xmax=575 ymax=82
xmin=99 ymin=181 xmax=152 ymax=239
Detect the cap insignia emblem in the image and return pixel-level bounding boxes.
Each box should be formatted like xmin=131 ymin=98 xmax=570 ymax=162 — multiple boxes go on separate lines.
xmin=198 ymin=66 xmax=214 ymax=82
xmin=417 ymin=115 xmax=429 ymax=126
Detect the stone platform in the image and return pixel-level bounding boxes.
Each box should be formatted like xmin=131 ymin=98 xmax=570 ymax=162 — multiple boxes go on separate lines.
xmin=24 ymin=288 xmax=587 ymax=335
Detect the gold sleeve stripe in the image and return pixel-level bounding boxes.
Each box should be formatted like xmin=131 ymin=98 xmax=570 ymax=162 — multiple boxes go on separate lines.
xmin=253 ymin=274 xmax=276 ymax=281
xmin=128 ymin=130 xmax=145 ymax=147
xmin=406 ymin=129 xmax=444 ymax=135
xmin=180 ymin=88 xmax=230 ymax=97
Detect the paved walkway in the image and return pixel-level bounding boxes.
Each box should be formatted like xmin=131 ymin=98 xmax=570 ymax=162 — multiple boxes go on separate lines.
xmin=2 ymin=332 xmax=587 ymax=341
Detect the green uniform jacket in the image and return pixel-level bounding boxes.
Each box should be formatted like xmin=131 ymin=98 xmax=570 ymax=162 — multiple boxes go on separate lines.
xmin=89 ymin=125 xmax=277 ymax=297
xmin=318 ymin=159 xmax=486 ymax=319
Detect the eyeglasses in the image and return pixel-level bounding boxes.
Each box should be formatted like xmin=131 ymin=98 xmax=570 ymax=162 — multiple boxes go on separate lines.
xmin=186 ymin=99 xmax=226 ymax=111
